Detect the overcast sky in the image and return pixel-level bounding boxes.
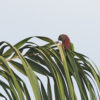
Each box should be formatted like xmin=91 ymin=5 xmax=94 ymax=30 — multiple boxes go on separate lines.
xmin=0 ymin=0 xmax=100 ymax=100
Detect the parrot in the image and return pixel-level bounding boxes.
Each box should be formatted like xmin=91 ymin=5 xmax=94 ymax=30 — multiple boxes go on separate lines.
xmin=58 ymin=34 xmax=72 ymax=50
xmin=58 ymin=34 xmax=74 ymax=76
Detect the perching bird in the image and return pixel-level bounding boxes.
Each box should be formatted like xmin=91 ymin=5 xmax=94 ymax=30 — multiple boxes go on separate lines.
xmin=58 ymin=34 xmax=72 ymax=50
xmin=58 ymin=34 xmax=74 ymax=75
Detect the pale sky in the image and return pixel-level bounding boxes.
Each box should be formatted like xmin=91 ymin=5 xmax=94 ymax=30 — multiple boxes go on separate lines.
xmin=0 ymin=0 xmax=100 ymax=100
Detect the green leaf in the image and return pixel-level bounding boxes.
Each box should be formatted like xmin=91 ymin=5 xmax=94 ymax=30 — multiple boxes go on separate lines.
xmin=9 ymin=60 xmax=26 ymax=75
xmin=54 ymin=81 xmax=60 ymax=100
xmin=9 ymin=80 xmax=19 ymax=100
xmin=35 ymin=48 xmax=65 ymax=100
xmin=47 ymin=77 xmax=52 ymax=100
xmin=70 ymin=42 xmax=74 ymax=51
xmin=58 ymin=44 xmax=75 ymax=100
xmin=35 ymin=36 xmax=54 ymax=44
xmin=0 ymin=56 xmax=25 ymax=100
xmin=3 ymin=37 xmax=32 ymax=58
xmin=67 ymin=50 xmax=87 ymax=100
xmin=0 ymin=93 xmax=7 ymax=100
xmin=40 ymin=81 xmax=48 ymax=100
xmin=14 ymin=47 xmax=41 ymax=100
xmin=23 ymin=83 xmax=31 ymax=100
xmin=0 ymin=45 xmax=8 ymax=55
xmin=87 ymin=61 xmax=100 ymax=90
xmin=26 ymin=58 xmax=51 ymax=76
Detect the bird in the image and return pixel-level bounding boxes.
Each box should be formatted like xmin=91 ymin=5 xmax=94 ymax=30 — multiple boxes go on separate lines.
xmin=58 ymin=34 xmax=74 ymax=76
xmin=58 ymin=34 xmax=72 ymax=50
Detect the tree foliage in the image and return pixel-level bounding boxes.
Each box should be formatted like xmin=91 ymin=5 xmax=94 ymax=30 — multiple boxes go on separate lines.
xmin=0 ymin=36 xmax=100 ymax=100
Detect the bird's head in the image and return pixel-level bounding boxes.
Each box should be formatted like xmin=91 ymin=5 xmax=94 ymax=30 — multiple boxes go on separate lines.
xmin=58 ymin=34 xmax=70 ymax=42
xmin=58 ymin=34 xmax=71 ymax=50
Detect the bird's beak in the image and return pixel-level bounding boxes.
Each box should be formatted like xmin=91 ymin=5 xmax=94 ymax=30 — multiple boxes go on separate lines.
xmin=58 ymin=36 xmax=62 ymax=41
xmin=58 ymin=35 xmax=66 ymax=42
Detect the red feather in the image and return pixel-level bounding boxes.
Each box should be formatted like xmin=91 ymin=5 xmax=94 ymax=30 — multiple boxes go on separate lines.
xmin=62 ymin=35 xmax=71 ymax=50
